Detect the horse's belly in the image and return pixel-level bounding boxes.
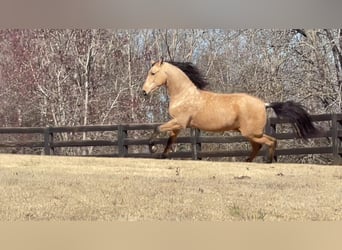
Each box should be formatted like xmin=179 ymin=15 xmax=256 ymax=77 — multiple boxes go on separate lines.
xmin=190 ymin=111 xmax=239 ymax=132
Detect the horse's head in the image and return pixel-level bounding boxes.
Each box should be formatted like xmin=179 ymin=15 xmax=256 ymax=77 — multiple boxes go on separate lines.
xmin=142 ymin=58 xmax=167 ymax=96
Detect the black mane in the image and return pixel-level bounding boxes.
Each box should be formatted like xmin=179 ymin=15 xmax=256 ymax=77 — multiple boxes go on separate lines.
xmin=167 ymin=61 xmax=209 ymax=89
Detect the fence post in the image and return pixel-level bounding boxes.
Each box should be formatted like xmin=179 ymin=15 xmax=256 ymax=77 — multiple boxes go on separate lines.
xmin=264 ymin=118 xmax=277 ymax=162
xmin=44 ymin=127 xmax=54 ymax=155
xmin=332 ymin=114 xmax=342 ymax=165
xmin=191 ymin=128 xmax=202 ymax=160
xmin=118 ymin=125 xmax=128 ymax=157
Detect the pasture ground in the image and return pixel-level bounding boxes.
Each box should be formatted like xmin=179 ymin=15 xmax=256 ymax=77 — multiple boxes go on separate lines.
xmin=0 ymin=154 xmax=341 ymax=221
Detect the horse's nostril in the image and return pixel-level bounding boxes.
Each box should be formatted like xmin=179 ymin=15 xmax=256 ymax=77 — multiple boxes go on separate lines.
xmin=143 ymin=90 xmax=147 ymax=96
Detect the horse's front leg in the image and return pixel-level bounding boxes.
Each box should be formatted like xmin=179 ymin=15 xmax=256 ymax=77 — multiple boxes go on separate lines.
xmin=148 ymin=126 xmax=161 ymax=153
xmin=148 ymin=119 xmax=184 ymax=155
xmin=161 ymin=129 xmax=180 ymax=158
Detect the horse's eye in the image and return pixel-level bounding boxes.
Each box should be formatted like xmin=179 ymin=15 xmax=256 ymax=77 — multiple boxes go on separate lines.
xmin=151 ymin=72 xmax=155 ymax=76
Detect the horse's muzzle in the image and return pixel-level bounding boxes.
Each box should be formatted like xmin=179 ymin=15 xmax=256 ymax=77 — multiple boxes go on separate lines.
xmin=142 ymin=90 xmax=148 ymax=96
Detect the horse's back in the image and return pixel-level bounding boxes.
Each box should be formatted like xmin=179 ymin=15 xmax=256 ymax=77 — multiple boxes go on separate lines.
xmin=202 ymin=92 xmax=266 ymax=116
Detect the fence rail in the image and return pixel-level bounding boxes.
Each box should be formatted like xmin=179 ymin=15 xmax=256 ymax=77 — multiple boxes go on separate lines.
xmin=0 ymin=113 xmax=341 ymax=164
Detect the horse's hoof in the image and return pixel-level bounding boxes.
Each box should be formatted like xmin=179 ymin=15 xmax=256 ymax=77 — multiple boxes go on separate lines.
xmin=148 ymin=143 xmax=157 ymax=153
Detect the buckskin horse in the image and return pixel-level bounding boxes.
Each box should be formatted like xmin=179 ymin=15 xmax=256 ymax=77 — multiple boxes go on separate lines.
xmin=142 ymin=59 xmax=319 ymax=163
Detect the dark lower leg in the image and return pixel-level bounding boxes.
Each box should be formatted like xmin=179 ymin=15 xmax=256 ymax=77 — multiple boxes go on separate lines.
xmin=161 ymin=130 xmax=180 ymax=158
xmin=245 ymin=134 xmax=276 ymax=163
xmin=148 ymin=127 xmax=160 ymax=153
xmin=246 ymin=141 xmax=262 ymax=162
xmin=264 ymin=135 xmax=277 ymax=163
xmin=149 ymin=119 xmax=184 ymax=154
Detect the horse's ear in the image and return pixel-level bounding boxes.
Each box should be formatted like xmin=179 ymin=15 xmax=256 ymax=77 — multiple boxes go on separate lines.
xmin=150 ymin=58 xmax=164 ymax=67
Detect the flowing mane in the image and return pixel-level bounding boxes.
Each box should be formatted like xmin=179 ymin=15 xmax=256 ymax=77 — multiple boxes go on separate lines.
xmin=167 ymin=61 xmax=209 ymax=90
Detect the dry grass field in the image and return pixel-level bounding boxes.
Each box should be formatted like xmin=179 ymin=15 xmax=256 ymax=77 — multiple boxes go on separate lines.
xmin=0 ymin=154 xmax=341 ymax=221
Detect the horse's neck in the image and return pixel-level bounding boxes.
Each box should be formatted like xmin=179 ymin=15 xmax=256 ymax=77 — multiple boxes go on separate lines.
xmin=165 ymin=67 xmax=198 ymax=100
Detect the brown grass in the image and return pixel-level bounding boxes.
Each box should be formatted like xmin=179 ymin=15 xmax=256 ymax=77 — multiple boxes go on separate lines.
xmin=0 ymin=154 xmax=341 ymax=221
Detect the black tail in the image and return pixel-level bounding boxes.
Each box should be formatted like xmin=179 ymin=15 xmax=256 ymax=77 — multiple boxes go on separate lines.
xmin=267 ymin=101 xmax=319 ymax=139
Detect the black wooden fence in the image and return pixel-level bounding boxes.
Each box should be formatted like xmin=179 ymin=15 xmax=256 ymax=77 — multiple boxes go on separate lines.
xmin=0 ymin=113 xmax=341 ymax=164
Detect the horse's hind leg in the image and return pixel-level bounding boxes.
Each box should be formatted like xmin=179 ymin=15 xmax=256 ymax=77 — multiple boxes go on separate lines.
xmin=264 ymin=134 xmax=277 ymax=162
xmin=246 ymin=140 xmax=262 ymax=162
xmin=246 ymin=134 xmax=277 ymax=163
